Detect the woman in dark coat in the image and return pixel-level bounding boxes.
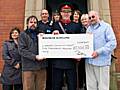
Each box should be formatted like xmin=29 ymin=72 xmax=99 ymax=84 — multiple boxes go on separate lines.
xmin=1 ymin=27 xmax=23 ymax=90
xmin=73 ymin=10 xmax=87 ymax=90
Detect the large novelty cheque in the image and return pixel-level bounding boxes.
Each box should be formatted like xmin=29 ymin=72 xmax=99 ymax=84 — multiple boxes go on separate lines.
xmin=38 ymin=34 xmax=93 ymax=58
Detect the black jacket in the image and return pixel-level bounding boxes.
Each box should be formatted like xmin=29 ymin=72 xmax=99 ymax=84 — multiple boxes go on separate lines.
xmin=38 ymin=20 xmax=53 ymax=34
xmin=51 ymin=21 xmax=82 ymax=69
xmin=18 ymin=29 xmax=48 ymax=71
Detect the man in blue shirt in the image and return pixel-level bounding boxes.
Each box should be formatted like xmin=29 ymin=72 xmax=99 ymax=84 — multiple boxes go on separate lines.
xmin=85 ymin=11 xmax=117 ymax=90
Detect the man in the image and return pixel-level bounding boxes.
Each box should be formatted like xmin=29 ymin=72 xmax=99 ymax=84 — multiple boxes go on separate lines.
xmin=85 ymin=11 xmax=117 ymax=90
xmin=18 ymin=15 xmax=47 ymax=90
xmin=38 ymin=9 xmax=53 ymax=34
xmin=38 ymin=9 xmax=53 ymax=90
xmin=52 ymin=4 xmax=81 ymax=90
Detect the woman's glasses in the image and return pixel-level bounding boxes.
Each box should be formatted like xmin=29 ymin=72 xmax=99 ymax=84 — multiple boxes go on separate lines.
xmin=30 ymin=21 xmax=37 ymax=24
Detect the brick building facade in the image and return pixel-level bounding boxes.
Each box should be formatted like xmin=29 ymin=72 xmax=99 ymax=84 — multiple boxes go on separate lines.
xmin=109 ymin=0 xmax=120 ymax=90
xmin=0 ymin=0 xmax=25 ymax=70
xmin=110 ymin=0 xmax=120 ymax=72
xmin=0 ymin=0 xmax=120 ymax=90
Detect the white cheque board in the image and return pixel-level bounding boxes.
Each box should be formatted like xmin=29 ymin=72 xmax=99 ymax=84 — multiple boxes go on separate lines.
xmin=38 ymin=34 xmax=93 ymax=58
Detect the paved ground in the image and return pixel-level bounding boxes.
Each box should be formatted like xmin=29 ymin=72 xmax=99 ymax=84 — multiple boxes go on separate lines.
xmin=62 ymin=86 xmax=85 ymax=90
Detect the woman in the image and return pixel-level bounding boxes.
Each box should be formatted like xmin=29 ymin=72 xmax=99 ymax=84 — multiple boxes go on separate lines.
xmin=72 ymin=10 xmax=83 ymax=33
xmin=1 ymin=27 xmax=23 ymax=90
xmin=73 ymin=11 xmax=88 ymax=90
xmin=77 ymin=14 xmax=89 ymax=90
xmin=52 ymin=11 xmax=60 ymax=22
xmin=73 ymin=10 xmax=81 ymax=23
xmin=81 ymin=14 xmax=89 ymax=29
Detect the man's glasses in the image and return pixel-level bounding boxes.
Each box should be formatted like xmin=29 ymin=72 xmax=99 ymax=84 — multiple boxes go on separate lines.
xmin=89 ymin=15 xmax=95 ymax=20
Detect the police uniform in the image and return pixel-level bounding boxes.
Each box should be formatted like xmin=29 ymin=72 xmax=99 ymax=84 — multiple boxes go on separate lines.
xmin=51 ymin=5 xmax=81 ymax=90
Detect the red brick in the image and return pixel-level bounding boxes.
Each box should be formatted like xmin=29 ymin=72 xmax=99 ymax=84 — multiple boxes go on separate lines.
xmin=110 ymin=0 xmax=120 ymax=73
xmin=0 ymin=1 xmax=25 ymax=89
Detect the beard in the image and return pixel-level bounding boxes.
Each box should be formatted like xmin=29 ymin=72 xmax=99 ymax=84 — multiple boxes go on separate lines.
xmin=30 ymin=25 xmax=36 ymax=30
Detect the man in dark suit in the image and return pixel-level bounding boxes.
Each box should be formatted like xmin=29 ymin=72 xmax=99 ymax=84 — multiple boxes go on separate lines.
xmin=38 ymin=9 xmax=53 ymax=90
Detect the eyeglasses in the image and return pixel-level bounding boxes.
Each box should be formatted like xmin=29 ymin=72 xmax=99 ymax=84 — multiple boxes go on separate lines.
xmin=89 ymin=15 xmax=95 ymax=20
xmin=30 ymin=21 xmax=37 ymax=24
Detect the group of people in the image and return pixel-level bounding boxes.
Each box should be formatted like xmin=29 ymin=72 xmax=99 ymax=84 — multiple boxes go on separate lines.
xmin=0 ymin=3 xmax=117 ymax=90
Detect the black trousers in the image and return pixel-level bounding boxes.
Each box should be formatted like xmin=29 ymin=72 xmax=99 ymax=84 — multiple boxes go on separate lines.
xmin=46 ymin=61 xmax=53 ymax=90
xmin=52 ymin=67 xmax=77 ymax=90
xmin=3 ymin=84 xmax=23 ymax=90
xmin=78 ymin=59 xmax=87 ymax=90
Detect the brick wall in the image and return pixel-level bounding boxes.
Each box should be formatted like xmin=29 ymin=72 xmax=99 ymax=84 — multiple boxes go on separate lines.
xmin=0 ymin=0 xmax=25 ymax=89
xmin=0 ymin=0 xmax=25 ymax=70
xmin=109 ymin=0 xmax=120 ymax=90
xmin=109 ymin=0 xmax=120 ymax=72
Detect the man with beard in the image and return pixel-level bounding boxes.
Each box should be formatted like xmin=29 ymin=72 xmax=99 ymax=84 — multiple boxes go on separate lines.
xmin=18 ymin=15 xmax=47 ymax=90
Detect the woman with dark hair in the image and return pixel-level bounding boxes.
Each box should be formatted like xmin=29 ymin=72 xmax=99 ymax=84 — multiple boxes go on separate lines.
xmin=73 ymin=10 xmax=81 ymax=23
xmin=52 ymin=11 xmax=60 ymax=22
xmin=73 ymin=10 xmax=87 ymax=90
xmin=72 ymin=10 xmax=84 ymax=34
xmin=1 ymin=27 xmax=23 ymax=90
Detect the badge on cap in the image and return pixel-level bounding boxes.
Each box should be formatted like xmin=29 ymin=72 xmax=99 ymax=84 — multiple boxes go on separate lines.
xmin=61 ymin=5 xmax=72 ymax=12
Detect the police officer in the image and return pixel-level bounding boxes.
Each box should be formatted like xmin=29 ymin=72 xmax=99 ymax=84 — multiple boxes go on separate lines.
xmin=52 ymin=4 xmax=81 ymax=90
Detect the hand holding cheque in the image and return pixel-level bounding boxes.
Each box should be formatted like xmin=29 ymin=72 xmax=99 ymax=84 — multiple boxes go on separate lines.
xmin=38 ymin=34 xmax=93 ymax=58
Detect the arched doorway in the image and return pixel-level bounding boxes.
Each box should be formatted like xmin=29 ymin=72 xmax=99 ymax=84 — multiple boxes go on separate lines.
xmin=46 ymin=1 xmax=88 ymax=90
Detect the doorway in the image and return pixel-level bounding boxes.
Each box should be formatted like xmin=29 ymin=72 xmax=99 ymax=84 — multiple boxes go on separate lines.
xmin=46 ymin=0 xmax=88 ymax=16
